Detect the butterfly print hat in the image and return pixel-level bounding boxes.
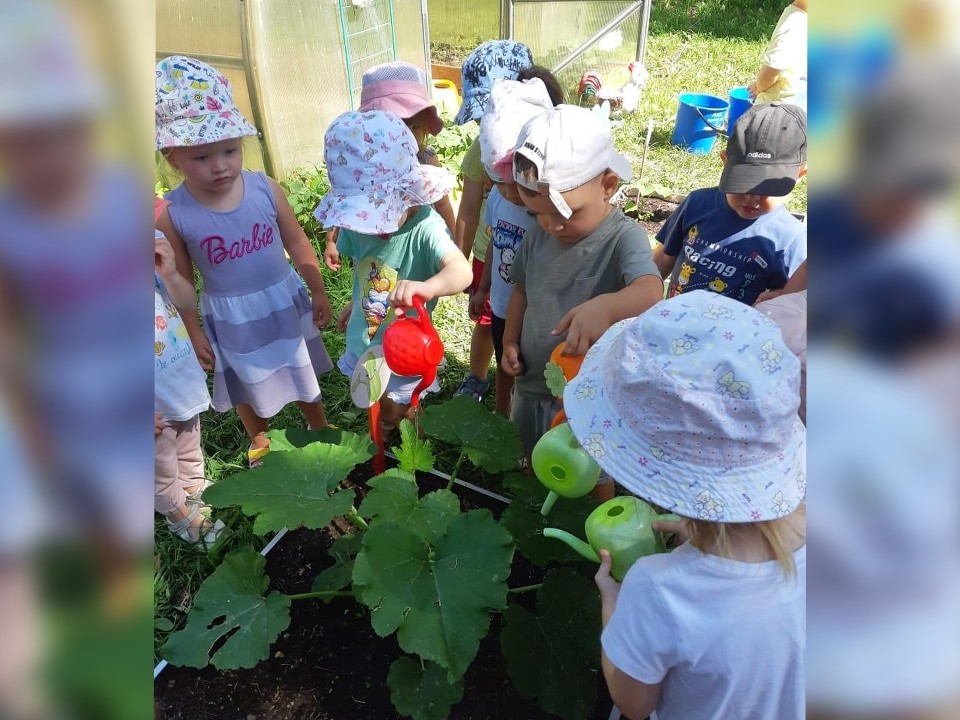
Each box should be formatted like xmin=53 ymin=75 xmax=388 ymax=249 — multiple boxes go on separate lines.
xmin=563 ymin=290 xmax=805 ymax=523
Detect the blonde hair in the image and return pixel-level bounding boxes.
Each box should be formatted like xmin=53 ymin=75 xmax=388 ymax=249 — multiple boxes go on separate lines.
xmin=686 ymin=514 xmax=802 ymax=578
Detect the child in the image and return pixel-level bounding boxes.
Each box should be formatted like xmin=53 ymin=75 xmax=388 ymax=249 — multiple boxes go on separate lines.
xmin=314 ymin=110 xmax=472 ymax=430
xmin=473 ymin=79 xmax=553 ymax=416
xmin=653 ymin=102 xmax=807 ymax=305
xmin=155 ymin=228 xmax=224 ymax=548
xmin=749 ymin=0 xmax=807 ymax=107
xmin=155 ymin=55 xmax=334 ymax=466
xmin=454 ymin=40 xmax=534 ymax=402
xmin=503 ymin=104 xmax=663 ymax=460
xmin=563 ymin=290 xmax=805 ymax=720
xmin=324 ymin=61 xmax=455 ymax=271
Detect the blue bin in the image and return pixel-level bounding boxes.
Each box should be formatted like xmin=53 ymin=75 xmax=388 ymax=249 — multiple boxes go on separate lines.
xmin=727 ymin=86 xmax=753 ymax=134
xmin=670 ymin=92 xmax=729 ymax=154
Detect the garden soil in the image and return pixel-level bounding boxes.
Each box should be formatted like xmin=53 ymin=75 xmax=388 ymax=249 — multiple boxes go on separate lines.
xmin=155 ymin=464 xmax=615 ymax=720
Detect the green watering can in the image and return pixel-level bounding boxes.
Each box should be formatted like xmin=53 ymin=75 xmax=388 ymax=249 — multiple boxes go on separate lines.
xmin=531 ymin=423 xmax=601 ymax=516
xmin=544 ymin=497 xmax=681 ymax=581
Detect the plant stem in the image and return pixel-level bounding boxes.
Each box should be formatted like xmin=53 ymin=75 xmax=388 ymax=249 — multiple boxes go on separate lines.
xmin=507 ymin=583 xmax=542 ymax=595
xmin=445 ymin=449 xmax=467 ymax=491
xmin=287 ymin=590 xmax=356 ymax=601
xmin=346 ymin=506 xmax=369 ymax=531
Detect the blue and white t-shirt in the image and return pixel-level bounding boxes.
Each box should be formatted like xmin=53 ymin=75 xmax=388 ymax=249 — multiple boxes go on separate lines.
xmin=483 ymin=187 xmax=537 ymax=318
xmin=155 ymin=273 xmax=211 ymax=422
xmin=657 ymin=188 xmax=806 ymax=305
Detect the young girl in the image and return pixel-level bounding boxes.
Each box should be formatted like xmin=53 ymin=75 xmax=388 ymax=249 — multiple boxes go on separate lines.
xmin=324 ymin=62 xmax=455 ymax=271
xmin=563 ymin=290 xmax=806 ymax=720
xmin=314 ymin=110 xmax=472 ymax=431
xmin=155 ymin=55 xmax=334 ymax=465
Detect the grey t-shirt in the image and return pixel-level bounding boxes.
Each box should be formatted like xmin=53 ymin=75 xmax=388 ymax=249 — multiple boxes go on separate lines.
xmin=510 ymin=209 xmax=659 ymax=398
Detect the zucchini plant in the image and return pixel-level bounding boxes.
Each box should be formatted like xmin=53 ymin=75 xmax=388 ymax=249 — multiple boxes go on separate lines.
xmin=161 ymin=396 xmax=603 ymax=720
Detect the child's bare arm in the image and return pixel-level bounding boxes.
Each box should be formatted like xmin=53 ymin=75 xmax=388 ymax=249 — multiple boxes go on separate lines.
xmin=270 ymin=178 xmax=331 ymax=327
xmin=390 ymin=249 xmax=472 ymax=309
xmin=155 ymin=233 xmax=197 ymax=313
xmin=501 ymin=284 xmax=527 ymax=377
xmin=456 ymin=177 xmax=484 ymax=257
xmin=554 ymin=275 xmax=664 ymax=356
xmin=748 ymin=65 xmax=782 ymax=98
xmin=469 ymin=240 xmax=494 ymax=321
xmin=652 ymin=244 xmax=677 ymax=279
xmin=433 ymin=194 xmax=457 ymax=239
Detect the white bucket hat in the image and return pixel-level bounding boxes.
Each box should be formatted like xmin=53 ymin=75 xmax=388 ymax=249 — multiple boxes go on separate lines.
xmin=155 ymin=55 xmax=258 ymax=150
xmin=313 ymin=111 xmax=454 ymax=236
xmin=479 ymin=79 xmax=553 ymax=183
xmin=564 ymin=290 xmax=805 ymax=522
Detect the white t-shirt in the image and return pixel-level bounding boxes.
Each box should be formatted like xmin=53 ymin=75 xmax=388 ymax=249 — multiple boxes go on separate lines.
xmin=602 ymin=541 xmax=806 ymax=720
xmin=155 ymin=273 xmax=211 ymax=422
xmin=758 ymin=4 xmax=807 ymax=105
xmin=483 ymin=187 xmax=537 ymax=318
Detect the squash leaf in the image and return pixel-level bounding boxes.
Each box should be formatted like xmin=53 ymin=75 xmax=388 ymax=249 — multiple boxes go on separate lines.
xmin=392 ymin=418 xmax=435 ymax=474
xmin=264 ymin=427 xmax=375 ymax=461
xmin=310 ymin=533 xmax=364 ymax=599
xmin=420 ymin=395 xmax=523 ymax=473
xmin=544 ymin=361 xmax=567 ymax=398
xmin=359 ymin=473 xmax=460 ymax=543
xmin=387 ymin=656 xmax=464 ymax=720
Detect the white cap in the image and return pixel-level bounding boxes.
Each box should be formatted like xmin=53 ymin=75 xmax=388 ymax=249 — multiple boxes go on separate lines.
xmin=479 ymin=79 xmax=553 ymax=183
xmin=512 ymin=104 xmax=632 ymax=218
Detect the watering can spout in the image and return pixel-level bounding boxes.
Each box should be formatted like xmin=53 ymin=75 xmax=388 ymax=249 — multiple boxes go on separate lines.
xmin=542 ymin=528 xmax=600 ymax=564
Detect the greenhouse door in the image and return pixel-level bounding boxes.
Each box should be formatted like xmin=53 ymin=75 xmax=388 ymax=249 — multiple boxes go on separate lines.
xmin=338 ymin=0 xmax=399 ymax=109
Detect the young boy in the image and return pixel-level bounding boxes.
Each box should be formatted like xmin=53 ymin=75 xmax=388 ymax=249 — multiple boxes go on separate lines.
xmin=474 ymin=78 xmax=553 ymax=416
xmin=502 ymin=105 xmax=663 ymax=463
xmin=653 ymin=102 xmax=807 ymax=305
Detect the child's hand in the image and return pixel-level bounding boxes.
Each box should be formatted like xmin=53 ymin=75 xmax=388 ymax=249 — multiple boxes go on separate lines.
xmin=747 ymin=81 xmax=758 ymax=99
xmin=595 ymin=549 xmax=621 ymax=610
xmin=191 ymin=332 xmax=215 ymax=372
xmin=552 ymin=297 xmax=612 ymax=357
xmin=501 ymin=343 xmax=524 ymax=376
xmin=312 ymin=292 xmax=332 ymax=329
xmin=155 ymin=414 xmax=166 ymax=437
xmin=336 ymin=302 xmax=352 ymax=332
xmin=324 ymin=231 xmax=341 ymax=272
xmin=154 ymin=234 xmax=177 ymax=280
xmin=754 ymin=288 xmax=785 ymax=305
xmin=390 ymin=280 xmax=433 ymax=314
xmin=468 ymin=290 xmax=488 ymax=322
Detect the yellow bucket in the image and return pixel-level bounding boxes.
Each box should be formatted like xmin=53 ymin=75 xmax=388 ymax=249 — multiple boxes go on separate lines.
xmin=432 ymin=79 xmax=461 ymax=119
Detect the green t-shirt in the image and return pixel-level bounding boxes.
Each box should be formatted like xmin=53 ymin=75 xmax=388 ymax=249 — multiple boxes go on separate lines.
xmin=338 ymin=206 xmax=458 ymax=359
xmin=460 ymin=138 xmax=491 ymax=259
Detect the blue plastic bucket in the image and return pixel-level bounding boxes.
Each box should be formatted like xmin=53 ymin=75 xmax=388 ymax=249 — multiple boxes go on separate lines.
xmin=670 ymin=92 xmax=729 ymax=154
xmin=727 ymin=86 xmax=753 ymax=134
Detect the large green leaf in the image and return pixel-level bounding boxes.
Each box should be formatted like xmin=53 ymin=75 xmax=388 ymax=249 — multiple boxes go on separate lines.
xmin=161 ymin=548 xmax=290 ymax=670
xmin=387 ymin=656 xmax=464 ymax=720
xmin=265 ymin=427 xmax=375 ymax=461
xmin=204 ymin=442 xmax=360 ymax=535
xmin=359 ymin=474 xmax=460 ymax=543
xmin=420 ymin=395 xmax=523 ymax=473
xmin=500 ymin=568 xmax=601 ymax=720
xmin=392 ymin=418 xmax=436 ymax=474
xmin=310 ymin=532 xmax=364 ymax=599
xmin=500 ymin=473 xmax=599 ymax=566
xmin=353 ymin=510 xmax=514 ymax=679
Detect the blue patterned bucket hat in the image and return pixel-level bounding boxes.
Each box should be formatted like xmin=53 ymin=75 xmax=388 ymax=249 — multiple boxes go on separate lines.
xmin=564 ymin=290 xmax=805 ymax=522
xmin=455 ymin=40 xmax=533 ymax=125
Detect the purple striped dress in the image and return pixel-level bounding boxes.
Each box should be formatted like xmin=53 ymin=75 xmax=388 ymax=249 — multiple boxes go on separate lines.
xmin=167 ymin=171 xmax=333 ymax=417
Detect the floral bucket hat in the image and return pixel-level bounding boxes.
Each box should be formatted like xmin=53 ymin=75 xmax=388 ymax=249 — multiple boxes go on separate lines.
xmin=155 ymin=55 xmax=258 ymax=150
xmin=479 ymin=78 xmax=553 ymax=183
xmin=564 ymin=290 xmax=805 ymax=523
xmin=455 ymin=40 xmax=534 ymax=126
xmin=313 ymin=110 xmax=454 ymax=236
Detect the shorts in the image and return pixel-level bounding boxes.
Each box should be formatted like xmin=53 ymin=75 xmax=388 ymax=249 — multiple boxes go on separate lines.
xmin=490 ymin=314 xmax=507 ymax=367
xmin=338 ymin=351 xmax=441 ymax=405
xmin=468 ymin=258 xmax=492 ymax=326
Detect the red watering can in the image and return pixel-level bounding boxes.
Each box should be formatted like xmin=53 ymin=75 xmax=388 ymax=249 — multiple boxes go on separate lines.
xmin=382 ymin=296 xmax=443 ymax=409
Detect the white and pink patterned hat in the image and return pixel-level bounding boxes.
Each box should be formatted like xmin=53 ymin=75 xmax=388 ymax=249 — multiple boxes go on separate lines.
xmin=155 ymin=55 xmax=258 ymax=150
xmin=314 ymin=110 xmax=454 ymax=236
xmin=564 ymin=290 xmax=805 ymax=523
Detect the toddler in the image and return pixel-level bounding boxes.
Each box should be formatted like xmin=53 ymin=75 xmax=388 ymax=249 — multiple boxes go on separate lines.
xmin=314 ymin=110 xmax=472 ymax=430
xmin=749 ymin=0 xmax=807 ymax=107
xmin=503 ymin=104 xmax=663 ymax=461
xmin=653 ymin=102 xmax=807 ymax=305
xmin=564 ymin=290 xmax=805 ymax=720
xmin=155 ymin=56 xmax=334 ymax=466
xmin=473 ymin=78 xmax=553 ymax=415
xmin=324 ymin=61 xmax=455 ymax=271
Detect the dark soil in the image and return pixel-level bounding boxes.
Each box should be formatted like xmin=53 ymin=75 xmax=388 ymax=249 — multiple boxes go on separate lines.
xmin=155 ymin=463 xmax=614 ymax=720
xmin=614 ymin=190 xmax=681 ymax=238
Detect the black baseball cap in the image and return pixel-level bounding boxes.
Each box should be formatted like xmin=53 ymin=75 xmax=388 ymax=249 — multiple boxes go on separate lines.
xmin=719 ymin=103 xmax=807 ymax=196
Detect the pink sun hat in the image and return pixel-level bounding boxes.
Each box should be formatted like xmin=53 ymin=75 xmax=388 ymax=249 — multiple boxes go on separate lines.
xmin=313 ymin=110 xmax=454 ymax=236
xmin=358 ymin=62 xmax=443 ymax=137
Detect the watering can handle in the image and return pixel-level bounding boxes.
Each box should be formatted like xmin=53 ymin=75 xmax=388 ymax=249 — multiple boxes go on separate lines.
xmin=693 ymin=105 xmax=728 ymax=137
xmin=410 ymin=295 xmax=430 ymax=328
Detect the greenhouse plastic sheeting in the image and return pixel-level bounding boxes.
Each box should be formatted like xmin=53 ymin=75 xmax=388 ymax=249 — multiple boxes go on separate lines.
xmin=156 ymin=0 xmax=429 ymax=179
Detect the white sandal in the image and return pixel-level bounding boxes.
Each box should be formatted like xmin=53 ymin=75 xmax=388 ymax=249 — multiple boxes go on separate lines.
xmin=166 ymin=503 xmax=225 ymax=551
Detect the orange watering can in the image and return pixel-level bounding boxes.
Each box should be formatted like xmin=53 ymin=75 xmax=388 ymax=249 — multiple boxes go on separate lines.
xmin=381 ymin=296 xmax=444 ymax=409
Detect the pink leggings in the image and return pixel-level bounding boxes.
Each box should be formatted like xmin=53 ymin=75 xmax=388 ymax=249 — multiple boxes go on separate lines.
xmin=154 ymin=415 xmax=205 ymax=515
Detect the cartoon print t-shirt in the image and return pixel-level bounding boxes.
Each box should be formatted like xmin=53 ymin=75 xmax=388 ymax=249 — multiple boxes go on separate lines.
xmin=337 ymin=205 xmax=458 ymax=359
xmin=155 ymin=274 xmax=211 ymax=422
xmin=657 ymin=187 xmax=806 ymax=305
xmin=483 ymin=187 xmax=537 ymax=318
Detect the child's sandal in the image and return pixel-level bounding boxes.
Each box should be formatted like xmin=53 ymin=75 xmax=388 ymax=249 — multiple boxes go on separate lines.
xmin=248 ymin=433 xmax=270 ymax=468
xmin=166 ymin=503 xmax=225 ymax=552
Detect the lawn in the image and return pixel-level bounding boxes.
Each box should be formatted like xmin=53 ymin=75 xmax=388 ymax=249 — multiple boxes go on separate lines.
xmin=155 ymin=0 xmax=806 ymax=662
